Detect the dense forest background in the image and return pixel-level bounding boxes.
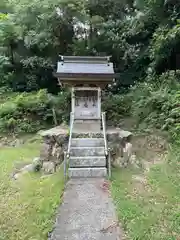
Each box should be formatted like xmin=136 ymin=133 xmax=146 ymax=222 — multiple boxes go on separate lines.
xmin=0 ymin=0 xmax=180 ymax=141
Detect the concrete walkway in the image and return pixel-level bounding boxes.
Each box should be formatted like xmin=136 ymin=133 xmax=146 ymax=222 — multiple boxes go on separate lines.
xmin=49 ymin=178 xmax=123 ymax=240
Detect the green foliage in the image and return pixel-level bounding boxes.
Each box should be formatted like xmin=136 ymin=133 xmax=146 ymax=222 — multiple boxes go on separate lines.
xmin=129 ymin=71 xmax=180 ymax=142
xmin=102 ymin=94 xmax=132 ymax=126
xmin=0 ymin=55 xmax=11 ymax=87
xmin=0 ymin=0 xmax=179 ymax=92
xmin=0 ymin=0 xmax=179 ymax=143
xmin=0 ymin=0 xmax=180 ymax=93
xmin=0 ymin=0 xmax=86 ymax=92
xmin=0 ymin=89 xmax=70 ymax=133
xmin=150 ymin=23 xmax=180 ymax=73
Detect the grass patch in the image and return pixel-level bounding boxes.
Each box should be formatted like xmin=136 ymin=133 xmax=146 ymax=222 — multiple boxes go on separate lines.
xmin=111 ymin=146 xmax=180 ymax=240
xmin=0 ymin=139 xmax=64 ymax=240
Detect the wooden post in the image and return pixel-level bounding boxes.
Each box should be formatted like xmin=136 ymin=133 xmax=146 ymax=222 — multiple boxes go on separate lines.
xmin=71 ymin=87 xmax=75 ymax=115
xmin=98 ymin=87 xmax=101 ymax=118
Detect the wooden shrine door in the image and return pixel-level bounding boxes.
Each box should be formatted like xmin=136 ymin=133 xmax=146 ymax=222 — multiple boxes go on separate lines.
xmin=72 ymin=87 xmax=101 ymax=120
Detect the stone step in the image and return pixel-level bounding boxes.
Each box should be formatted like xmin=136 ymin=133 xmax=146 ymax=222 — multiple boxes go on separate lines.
xmin=71 ymin=138 xmax=104 ymax=147
xmin=70 ymin=147 xmax=105 ymax=157
xmin=68 ymin=167 xmax=107 ymax=178
xmin=72 ymin=132 xmax=104 ymax=138
xmin=69 ymin=156 xmax=106 ymax=167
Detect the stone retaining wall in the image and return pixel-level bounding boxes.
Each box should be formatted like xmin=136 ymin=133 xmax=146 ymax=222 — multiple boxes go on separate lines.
xmin=38 ymin=126 xmax=69 ymax=173
xmin=38 ymin=126 xmax=133 ymax=173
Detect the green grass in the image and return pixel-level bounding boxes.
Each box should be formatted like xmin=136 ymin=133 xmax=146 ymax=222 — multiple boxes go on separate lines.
xmin=111 ymin=146 xmax=180 ymax=240
xmin=0 ymin=139 xmax=64 ymax=240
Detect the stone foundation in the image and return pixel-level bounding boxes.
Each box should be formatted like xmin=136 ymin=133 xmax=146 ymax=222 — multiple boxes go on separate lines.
xmin=107 ymin=128 xmax=133 ymax=167
xmin=37 ymin=125 xmax=133 ymax=173
xmin=38 ymin=126 xmax=69 ymax=173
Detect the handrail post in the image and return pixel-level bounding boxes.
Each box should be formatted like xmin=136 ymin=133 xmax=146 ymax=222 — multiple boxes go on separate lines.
xmin=64 ymin=151 xmax=67 ymax=180
xmin=65 ymin=112 xmax=74 ymax=179
xmin=102 ymin=112 xmax=111 ymax=177
xmin=102 ymin=112 xmax=108 ymax=155
xmin=108 ymin=148 xmax=111 ymax=178
xmin=68 ymin=112 xmax=74 ymax=154
xmin=70 ymin=111 xmax=72 ymax=126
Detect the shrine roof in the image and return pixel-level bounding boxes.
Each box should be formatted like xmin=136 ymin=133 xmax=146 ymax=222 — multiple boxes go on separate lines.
xmin=54 ymin=56 xmax=115 ymax=78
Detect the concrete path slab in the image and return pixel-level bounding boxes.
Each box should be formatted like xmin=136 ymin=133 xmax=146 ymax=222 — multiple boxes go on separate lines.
xmin=49 ymin=178 xmax=123 ymax=240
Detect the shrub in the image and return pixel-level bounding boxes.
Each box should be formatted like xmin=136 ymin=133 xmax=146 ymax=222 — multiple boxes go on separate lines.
xmin=102 ymin=93 xmax=132 ymax=126
xmin=129 ymin=71 xmax=180 ymax=142
xmin=0 ymin=89 xmax=70 ymax=133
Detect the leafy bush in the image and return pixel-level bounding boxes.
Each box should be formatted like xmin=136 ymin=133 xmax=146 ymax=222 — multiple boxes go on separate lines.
xmin=0 ymin=89 xmax=70 ymax=133
xmin=102 ymin=93 xmax=132 ymax=126
xmin=129 ymin=71 xmax=180 ymax=142
xmin=150 ymin=23 xmax=180 ymax=72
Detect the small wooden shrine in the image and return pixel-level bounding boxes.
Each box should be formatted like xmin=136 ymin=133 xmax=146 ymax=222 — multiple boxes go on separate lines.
xmin=54 ymin=56 xmax=115 ymax=131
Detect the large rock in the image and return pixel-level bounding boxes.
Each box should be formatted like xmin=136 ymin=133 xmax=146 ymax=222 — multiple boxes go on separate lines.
xmin=106 ymin=128 xmax=133 ymax=167
xmin=21 ymin=164 xmax=34 ymax=172
xmin=40 ymin=143 xmax=53 ymax=161
xmin=51 ymin=143 xmax=64 ymax=164
xmin=32 ymin=157 xmax=42 ymax=172
xmin=38 ymin=126 xmax=69 ymax=173
xmin=107 ymin=128 xmax=132 ymax=143
xmin=39 ymin=125 xmax=69 ymax=145
xmin=12 ymin=162 xmax=35 ymax=180
xmin=42 ymin=161 xmax=56 ymax=174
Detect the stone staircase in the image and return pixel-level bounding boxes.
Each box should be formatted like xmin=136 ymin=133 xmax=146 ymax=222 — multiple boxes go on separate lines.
xmin=68 ymin=137 xmax=107 ymax=178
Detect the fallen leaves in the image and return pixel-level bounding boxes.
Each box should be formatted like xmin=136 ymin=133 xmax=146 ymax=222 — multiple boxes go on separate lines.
xmin=99 ymin=180 xmax=110 ymax=194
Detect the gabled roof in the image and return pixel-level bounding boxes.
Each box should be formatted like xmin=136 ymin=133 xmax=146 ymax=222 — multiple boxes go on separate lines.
xmin=54 ymin=56 xmax=115 ymax=81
